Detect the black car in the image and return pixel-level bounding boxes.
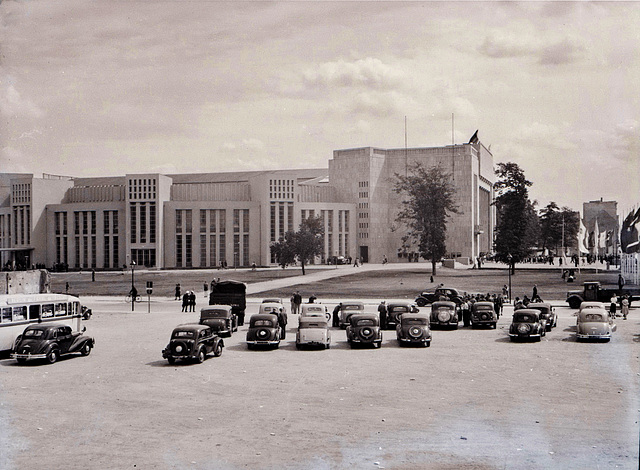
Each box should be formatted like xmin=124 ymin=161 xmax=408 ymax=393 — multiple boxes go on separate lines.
xmin=346 ymin=314 xmax=382 ymax=348
xmin=416 ymin=287 xmax=464 ymax=307
xmin=12 ymin=323 xmax=94 ymax=364
xmin=396 ymin=313 xmax=431 ymax=347
xmin=470 ymin=301 xmax=498 ymax=329
xmin=384 ymin=301 xmax=417 ymax=330
xmin=526 ymin=302 xmax=557 ymax=331
xmin=508 ymin=309 xmax=546 ymax=342
xmin=162 ymin=324 xmax=224 ymax=364
xmin=246 ymin=314 xmax=281 ymax=349
xmin=199 ymin=306 xmax=238 ymax=337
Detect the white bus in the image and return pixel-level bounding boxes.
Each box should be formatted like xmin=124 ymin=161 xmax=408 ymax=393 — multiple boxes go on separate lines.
xmin=0 ymin=293 xmax=84 ymax=353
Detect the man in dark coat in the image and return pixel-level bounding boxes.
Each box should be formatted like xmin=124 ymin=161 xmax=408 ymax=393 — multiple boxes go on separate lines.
xmin=377 ymin=301 xmax=387 ymax=329
xmin=332 ymin=303 xmax=341 ymax=327
xmin=182 ymin=292 xmax=189 ymax=312
xmin=188 ymin=291 xmax=196 ymax=312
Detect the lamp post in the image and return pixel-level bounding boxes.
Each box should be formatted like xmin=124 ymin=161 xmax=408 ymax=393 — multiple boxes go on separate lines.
xmin=130 ymin=260 xmax=136 ymax=312
xmin=506 ymin=254 xmax=512 ymax=304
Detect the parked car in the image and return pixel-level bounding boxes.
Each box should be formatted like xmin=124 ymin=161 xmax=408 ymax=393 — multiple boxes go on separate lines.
xmin=470 ymin=301 xmax=497 ymax=329
xmin=576 ymin=308 xmax=616 ymax=342
xmin=338 ymin=301 xmax=366 ymax=329
xmin=508 ymin=309 xmax=546 ymax=342
xmin=296 ymin=316 xmax=331 ymax=349
xmin=12 ymin=323 xmax=94 ymax=364
xmin=258 ymin=302 xmax=287 ymax=338
xmin=429 ymin=301 xmax=459 ymax=329
xmin=415 ymin=287 xmax=464 ymax=307
xmin=199 ymin=305 xmax=238 ymax=337
xmin=300 ymin=303 xmax=330 ymax=322
xmin=162 ymin=324 xmax=223 ymax=364
xmin=327 ymin=255 xmax=348 ymax=265
xmin=246 ymin=314 xmax=281 ymax=349
xmin=346 ymin=314 xmax=382 ymax=348
xmin=262 ymin=298 xmax=287 ymax=315
xmin=384 ymin=301 xmax=418 ymax=330
xmin=578 ymin=301 xmax=607 ymax=311
xmin=526 ymin=302 xmax=557 ymax=331
xmin=396 ymin=313 xmax=431 ymax=347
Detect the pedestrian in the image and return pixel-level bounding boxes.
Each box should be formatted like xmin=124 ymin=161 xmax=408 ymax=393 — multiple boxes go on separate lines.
xmin=353 ymin=257 xmax=359 ymax=267
xmin=493 ymin=295 xmax=501 ymax=319
xmin=188 ymin=290 xmax=196 ymax=312
xmin=618 ymin=274 xmax=625 ymax=292
xmin=621 ymin=295 xmax=629 ymax=320
xmin=308 ymin=294 xmax=317 ymax=304
xmin=610 ymin=294 xmax=617 ymax=319
xmin=514 ymin=297 xmax=524 ymax=310
xmin=532 ymin=284 xmax=538 ymax=301
xmin=382 ymin=255 xmax=388 ymax=265
xmin=377 ymin=301 xmax=387 ymax=329
xmin=290 ymin=293 xmax=296 ymax=315
xmin=91 ymin=269 xmax=95 ymax=282
xmin=293 ymin=291 xmax=302 ymax=315
xmin=277 ymin=307 xmax=287 ymax=339
xmin=175 ymin=283 xmax=181 ymax=300
xmin=65 ymin=282 xmax=69 ymax=294
xmin=332 ymin=303 xmax=342 ymax=327
xmin=203 ymin=282 xmax=208 ymax=298
xmin=182 ymin=292 xmax=189 ymax=312
xmin=430 ymin=275 xmax=434 ymax=283
xmin=502 ymin=284 xmax=508 ymax=300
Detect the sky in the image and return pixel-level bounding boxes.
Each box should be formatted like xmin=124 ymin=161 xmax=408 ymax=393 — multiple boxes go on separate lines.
xmin=1 ymin=1 xmax=639 ymax=215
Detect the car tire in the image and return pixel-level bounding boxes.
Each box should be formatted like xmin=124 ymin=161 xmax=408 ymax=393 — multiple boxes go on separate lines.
xmin=196 ymin=347 xmax=206 ymax=363
xmin=425 ymin=341 xmax=431 ymax=348
xmin=213 ymin=342 xmax=223 ymax=357
xmin=46 ymin=349 xmax=59 ymax=364
xmin=295 ymin=343 xmax=301 ymax=350
xmin=568 ymin=298 xmax=581 ymax=309
xmin=536 ymin=335 xmax=542 ymax=342
xmin=80 ymin=343 xmax=92 ymax=356
xmin=16 ymin=357 xmax=27 ymax=364
xmin=416 ymin=298 xmax=427 ymax=307
xmin=167 ymin=356 xmax=176 ymax=365
xmin=247 ymin=344 xmax=254 ymax=350
xmin=492 ymin=323 xmax=497 ymax=329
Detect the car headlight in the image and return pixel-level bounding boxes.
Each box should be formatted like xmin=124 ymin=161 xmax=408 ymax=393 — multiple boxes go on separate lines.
xmin=517 ymin=324 xmax=530 ymax=334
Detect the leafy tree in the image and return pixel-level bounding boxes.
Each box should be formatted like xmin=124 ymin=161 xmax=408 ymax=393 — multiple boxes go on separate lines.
xmin=393 ymin=163 xmax=459 ymax=275
xmin=270 ymin=216 xmax=324 ymax=275
xmin=539 ymin=202 xmax=580 ymax=254
xmin=493 ymin=162 xmax=539 ymax=273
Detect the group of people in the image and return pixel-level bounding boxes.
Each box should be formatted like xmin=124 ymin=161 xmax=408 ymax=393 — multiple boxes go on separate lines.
xmin=175 ymin=284 xmax=197 ymax=312
xmin=610 ymin=293 xmax=631 ymax=320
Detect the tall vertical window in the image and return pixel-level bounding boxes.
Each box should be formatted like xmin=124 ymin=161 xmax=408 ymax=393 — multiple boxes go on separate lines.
xmin=185 ymin=234 xmax=192 ymax=267
xmin=104 ymin=211 xmax=110 ymax=235
xmin=149 ymin=203 xmax=155 ymax=243
xmin=200 ymin=234 xmax=207 ymax=267
xmin=209 ymin=235 xmax=216 ymax=267
xmin=233 ymin=209 xmax=240 ymax=233
xmin=176 ymin=235 xmax=183 ymax=266
xmin=270 ymin=203 xmax=276 ymax=242
xmin=219 ymin=234 xmax=226 ymax=265
xmin=219 ymin=210 xmax=225 ymax=232
xmin=104 ymin=236 xmax=110 ymax=267
xmin=200 ymin=210 xmax=207 ymax=233
xmin=185 ymin=210 xmax=192 ymax=233
xmin=91 ymin=236 xmax=96 ymax=268
xmin=113 ymin=236 xmax=119 ymax=267
xmin=140 ymin=203 xmax=146 ymax=243
xmin=209 ymin=209 xmax=216 ymax=232
xmin=130 ymin=204 xmax=137 ymax=243
xmin=176 ymin=210 xmax=182 ymax=232
xmin=287 ymin=202 xmax=294 ymax=232
xmin=112 ymin=211 xmax=118 ymax=234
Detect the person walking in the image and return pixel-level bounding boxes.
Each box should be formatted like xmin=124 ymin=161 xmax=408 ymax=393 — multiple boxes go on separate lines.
xmin=175 ymin=283 xmax=181 ymax=301
xmin=182 ymin=292 xmax=189 ymax=312
xmin=377 ymin=301 xmax=387 ymax=329
xmin=532 ymin=284 xmax=538 ymax=301
xmin=332 ymin=303 xmax=342 ymax=327
xmin=293 ymin=291 xmax=302 ymax=315
xmin=618 ymin=274 xmax=625 ymax=292
xmin=188 ymin=290 xmax=196 ymax=312
xmin=621 ymin=295 xmax=629 ymax=320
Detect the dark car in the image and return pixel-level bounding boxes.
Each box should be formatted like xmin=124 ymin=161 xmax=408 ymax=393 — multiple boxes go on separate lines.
xmin=384 ymin=301 xmax=417 ymax=330
xmin=470 ymin=301 xmax=497 ymax=329
xmin=429 ymin=301 xmax=459 ymax=329
xmin=508 ymin=309 xmax=546 ymax=342
xmin=246 ymin=314 xmax=281 ymax=349
xmin=199 ymin=305 xmax=238 ymax=337
xmin=396 ymin=313 xmax=431 ymax=347
xmin=12 ymin=323 xmax=94 ymax=364
xmin=162 ymin=324 xmax=223 ymax=364
xmin=415 ymin=287 xmax=464 ymax=307
xmin=526 ymin=302 xmax=557 ymax=331
xmin=346 ymin=314 xmax=382 ymax=348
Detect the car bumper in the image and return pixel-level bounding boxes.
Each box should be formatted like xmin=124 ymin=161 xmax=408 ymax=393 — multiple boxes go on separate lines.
xmin=399 ymin=337 xmax=431 ymax=343
xmin=576 ymin=333 xmax=611 ymax=339
xmin=297 ymin=340 xmax=328 ymax=347
xmin=11 ymin=353 xmax=46 ymax=360
xmin=349 ymin=337 xmax=380 ymax=343
xmin=247 ymin=340 xmax=280 ymax=345
xmin=508 ymin=333 xmax=541 ymax=338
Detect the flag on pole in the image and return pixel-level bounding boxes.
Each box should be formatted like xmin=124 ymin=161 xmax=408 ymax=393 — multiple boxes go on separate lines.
xmin=578 ymin=218 xmax=588 ymax=253
xmin=592 ymin=219 xmax=600 ymax=254
xmin=621 ymin=208 xmax=640 ymax=253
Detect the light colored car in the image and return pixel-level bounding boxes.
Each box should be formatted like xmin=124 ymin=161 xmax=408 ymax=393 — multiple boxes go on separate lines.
xmin=338 ymin=301 xmax=365 ymax=329
xmin=396 ymin=313 xmax=431 ymax=347
xmin=300 ymin=303 xmax=330 ymax=322
xmin=296 ymin=316 xmax=331 ymax=349
xmin=576 ymin=308 xmax=616 ymax=342
xmin=262 ymin=298 xmax=287 ymax=315
xmin=259 ymin=301 xmax=284 ymax=316
xmin=578 ymin=301 xmax=607 ymax=311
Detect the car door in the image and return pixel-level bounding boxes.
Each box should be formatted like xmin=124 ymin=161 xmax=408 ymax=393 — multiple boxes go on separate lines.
xmin=56 ymin=326 xmax=75 ymax=353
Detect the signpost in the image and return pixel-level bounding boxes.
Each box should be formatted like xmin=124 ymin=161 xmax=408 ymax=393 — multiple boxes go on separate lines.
xmin=146 ymin=281 xmax=153 ymax=313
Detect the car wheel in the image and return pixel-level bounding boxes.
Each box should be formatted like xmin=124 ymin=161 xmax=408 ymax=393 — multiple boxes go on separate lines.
xmin=425 ymin=341 xmax=431 ymax=348
xmin=492 ymin=323 xmax=497 ymax=329
xmin=568 ymin=298 xmax=581 ymax=309
xmin=46 ymin=349 xmax=59 ymax=364
xmin=167 ymin=356 xmax=176 ymax=365
xmin=16 ymin=357 xmax=27 ymax=364
xmin=325 ymin=343 xmax=330 ymax=350
xmin=247 ymin=344 xmax=254 ymax=350
xmin=196 ymin=347 xmax=206 ymax=363
xmin=295 ymin=343 xmax=301 ymax=350
xmin=80 ymin=343 xmax=92 ymax=356
xmin=536 ymin=335 xmax=542 ymax=342
xmin=416 ymin=298 xmax=427 ymax=307
xmin=213 ymin=342 xmax=223 ymax=357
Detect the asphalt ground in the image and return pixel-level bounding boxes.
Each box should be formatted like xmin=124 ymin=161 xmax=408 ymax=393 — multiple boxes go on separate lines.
xmin=1 ymin=290 xmax=638 ymax=469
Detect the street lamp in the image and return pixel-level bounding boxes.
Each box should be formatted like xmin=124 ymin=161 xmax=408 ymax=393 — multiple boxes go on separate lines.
xmin=130 ymin=260 xmax=136 ymax=312
xmin=506 ymin=253 xmax=512 ymax=304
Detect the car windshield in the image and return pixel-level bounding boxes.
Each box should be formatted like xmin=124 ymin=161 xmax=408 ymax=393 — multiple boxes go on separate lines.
xmin=300 ymin=322 xmax=324 ymax=329
xmin=202 ymin=310 xmax=227 ymax=318
xmin=585 ymin=313 xmax=605 ymax=321
xmin=514 ymin=314 xmax=536 ymax=322
xmin=390 ymin=306 xmax=409 ymax=312
xmin=254 ymin=320 xmax=274 ymax=327
xmin=24 ymin=329 xmax=45 ymax=338
xmin=357 ymin=319 xmax=375 ymax=326
xmin=173 ymin=331 xmax=195 ymax=338
xmin=343 ymin=305 xmax=363 ymax=310
xmin=305 ymin=307 xmax=324 ymax=313
xmin=475 ymin=306 xmax=493 ymax=311
xmin=404 ymin=319 xmax=427 ymax=325
xmin=436 ymin=306 xmax=453 ymax=312
xmin=261 ymin=307 xmax=275 ymax=313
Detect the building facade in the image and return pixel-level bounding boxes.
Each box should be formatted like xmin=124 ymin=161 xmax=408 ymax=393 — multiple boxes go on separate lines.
xmin=583 ymin=199 xmax=619 ymax=256
xmin=0 ymin=138 xmax=495 ymax=270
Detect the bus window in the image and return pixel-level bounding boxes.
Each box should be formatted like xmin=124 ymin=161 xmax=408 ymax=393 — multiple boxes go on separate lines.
xmin=70 ymin=302 xmax=79 ymax=315
xmin=55 ymin=303 xmax=67 ymax=317
xmin=1 ymin=308 xmax=11 ymax=323
xmin=29 ymin=305 xmax=40 ymax=320
xmin=41 ymin=304 xmax=54 ymax=318
xmin=12 ymin=306 xmax=27 ymax=322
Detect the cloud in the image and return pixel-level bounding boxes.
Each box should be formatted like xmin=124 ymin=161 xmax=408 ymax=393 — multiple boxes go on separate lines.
xmin=478 ymin=32 xmax=583 ymax=65
xmin=538 ymin=38 xmax=583 ymax=66
xmin=220 ymin=138 xmax=265 ymax=153
xmin=0 ymin=84 xmax=44 ymax=119
xmin=303 ymin=57 xmax=404 ymax=90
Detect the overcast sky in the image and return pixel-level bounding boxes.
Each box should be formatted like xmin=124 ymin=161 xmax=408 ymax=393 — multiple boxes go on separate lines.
xmin=1 ymin=1 xmax=639 ymax=215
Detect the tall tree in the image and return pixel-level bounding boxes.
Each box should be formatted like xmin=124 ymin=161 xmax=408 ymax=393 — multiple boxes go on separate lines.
xmin=539 ymin=202 xmax=580 ymax=254
xmin=393 ymin=163 xmax=459 ymax=275
xmin=270 ymin=216 xmax=324 ymax=275
xmin=493 ymin=162 xmax=539 ymax=273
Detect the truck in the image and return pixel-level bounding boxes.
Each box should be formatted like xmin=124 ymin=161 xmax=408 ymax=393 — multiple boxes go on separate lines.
xmin=209 ymin=280 xmax=247 ymax=325
xmin=566 ymin=281 xmax=640 ymax=309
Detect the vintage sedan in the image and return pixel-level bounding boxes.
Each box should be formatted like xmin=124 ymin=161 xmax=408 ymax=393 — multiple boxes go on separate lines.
xmin=429 ymin=301 xmax=459 ymax=329
xmin=576 ymin=308 xmax=616 ymax=342
xmin=338 ymin=301 xmax=366 ymax=329
xmin=579 ymin=301 xmax=607 ymax=311
xmin=346 ymin=314 xmax=382 ymax=348
xmin=415 ymin=287 xmax=464 ymax=307
xmin=396 ymin=313 xmax=431 ymax=347
xmin=384 ymin=301 xmax=418 ymax=330
xmin=526 ymin=302 xmax=557 ymax=331
xmin=162 ymin=324 xmax=223 ymax=364
xmin=246 ymin=314 xmax=281 ymax=349
xmin=262 ymin=298 xmax=287 ymax=315
xmin=470 ymin=301 xmax=497 ymax=329
xmin=508 ymin=309 xmax=546 ymax=342
xmin=12 ymin=323 xmax=94 ymax=364
xmin=296 ymin=316 xmax=331 ymax=349
xmin=300 ymin=303 xmax=330 ymax=322
xmin=199 ymin=305 xmax=238 ymax=337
